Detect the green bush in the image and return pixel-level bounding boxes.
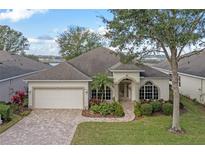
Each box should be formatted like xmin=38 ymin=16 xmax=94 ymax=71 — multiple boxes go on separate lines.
xmin=23 ymin=98 xmax=29 ymax=107
xmin=134 ymin=103 xmax=142 ymax=117
xmin=10 ymin=103 xmax=19 ymax=113
xmin=150 ymin=101 xmax=161 ymax=112
xmin=0 ymin=103 xmax=11 ymax=122
xmin=0 ymin=101 xmax=6 ymax=104
xmin=113 ymin=102 xmax=124 ymax=117
xmin=162 ymin=103 xmax=173 ymax=115
xmin=141 ymin=103 xmax=153 ymax=116
xmin=90 ymin=102 xmax=124 ymax=117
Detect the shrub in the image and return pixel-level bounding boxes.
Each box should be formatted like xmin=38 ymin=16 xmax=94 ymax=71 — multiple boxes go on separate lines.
xmin=113 ymin=102 xmax=124 ymax=117
xmin=89 ymin=98 xmax=102 ymax=107
xmin=0 ymin=101 xmax=6 ymax=104
xmin=134 ymin=103 xmax=142 ymax=117
xmin=0 ymin=103 xmax=11 ymax=122
xmin=150 ymin=101 xmax=161 ymax=112
xmin=141 ymin=103 xmax=153 ymax=116
xmin=11 ymin=90 xmax=26 ymax=105
xmin=90 ymin=102 xmax=124 ymax=117
xmin=162 ymin=103 xmax=173 ymax=115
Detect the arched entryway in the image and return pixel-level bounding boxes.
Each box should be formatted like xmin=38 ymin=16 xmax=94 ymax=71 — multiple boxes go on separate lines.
xmin=119 ymin=79 xmax=132 ymax=101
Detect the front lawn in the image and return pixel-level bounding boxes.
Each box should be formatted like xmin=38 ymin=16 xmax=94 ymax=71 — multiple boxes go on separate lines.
xmin=0 ymin=114 xmax=22 ymax=134
xmin=71 ymin=96 xmax=205 ymax=144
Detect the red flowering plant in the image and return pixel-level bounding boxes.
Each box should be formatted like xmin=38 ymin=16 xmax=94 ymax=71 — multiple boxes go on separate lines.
xmin=11 ymin=90 xmax=26 ymax=105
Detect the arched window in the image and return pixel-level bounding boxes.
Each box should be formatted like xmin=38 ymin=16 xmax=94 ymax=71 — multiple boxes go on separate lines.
xmin=139 ymin=81 xmax=159 ymax=99
xmin=91 ymin=86 xmax=111 ymax=100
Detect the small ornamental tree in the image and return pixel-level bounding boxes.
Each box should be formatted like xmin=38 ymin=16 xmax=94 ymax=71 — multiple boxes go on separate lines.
xmin=91 ymin=73 xmax=112 ymax=101
xmin=103 ymin=10 xmax=205 ymax=133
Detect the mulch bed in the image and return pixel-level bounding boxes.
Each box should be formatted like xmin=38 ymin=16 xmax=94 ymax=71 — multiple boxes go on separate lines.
xmin=82 ymin=110 xmax=121 ymax=118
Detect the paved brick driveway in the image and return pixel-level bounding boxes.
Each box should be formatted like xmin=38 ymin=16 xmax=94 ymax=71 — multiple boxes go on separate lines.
xmin=0 ymin=102 xmax=135 ymax=145
xmin=0 ymin=109 xmax=83 ymax=145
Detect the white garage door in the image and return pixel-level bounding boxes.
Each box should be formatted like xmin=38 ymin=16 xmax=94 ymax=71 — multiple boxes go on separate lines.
xmin=34 ymin=88 xmax=84 ymax=109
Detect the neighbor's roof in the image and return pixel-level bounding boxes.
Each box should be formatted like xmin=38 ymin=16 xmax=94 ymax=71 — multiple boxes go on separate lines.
xmin=25 ymin=62 xmax=92 ymax=81
xmin=69 ymin=47 xmax=120 ymax=76
xmin=0 ymin=51 xmax=50 ymax=80
xmin=154 ymin=49 xmax=205 ymax=78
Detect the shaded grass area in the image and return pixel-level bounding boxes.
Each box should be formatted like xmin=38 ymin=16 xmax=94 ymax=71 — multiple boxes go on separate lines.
xmin=0 ymin=110 xmax=31 ymax=134
xmin=71 ymin=96 xmax=205 ymax=144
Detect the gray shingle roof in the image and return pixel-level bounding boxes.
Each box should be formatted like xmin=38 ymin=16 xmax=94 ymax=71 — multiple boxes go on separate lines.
xmin=154 ymin=49 xmax=205 ymax=78
xmin=69 ymin=47 xmax=120 ymax=76
xmin=110 ymin=62 xmax=144 ymax=71
xmin=25 ymin=47 xmax=168 ymax=80
xmin=25 ymin=62 xmax=91 ymax=80
xmin=0 ymin=51 xmax=50 ymax=80
xmin=140 ymin=65 xmax=168 ymax=78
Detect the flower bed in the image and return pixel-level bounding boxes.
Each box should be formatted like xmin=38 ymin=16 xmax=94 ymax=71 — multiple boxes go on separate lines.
xmin=82 ymin=101 xmax=125 ymax=118
xmin=0 ymin=90 xmax=31 ymax=131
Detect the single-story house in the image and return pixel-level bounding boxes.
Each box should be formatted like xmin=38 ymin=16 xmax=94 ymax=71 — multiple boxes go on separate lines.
xmin=25 ymin=47 xmax=169 ymax=109
xmin=0 ymin=51 xmax=50 ymax=102
xmin=153 ymin=49 xmax=205 ymax=104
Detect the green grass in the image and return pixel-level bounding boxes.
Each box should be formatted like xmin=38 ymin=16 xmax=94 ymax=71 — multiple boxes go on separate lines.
xmin=0 ymin=114 xmax=22 ymax=134
xmin=0 ymin=110 xmax=31 ymax=134
xmin=71 ymin=96 xmax=205 ymax=144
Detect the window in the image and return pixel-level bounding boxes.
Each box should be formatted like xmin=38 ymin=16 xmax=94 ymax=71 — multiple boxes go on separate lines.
xmin=139 ymin=81 xmax=159 ymax=100
xmin=91 ymin=86 xmax=111 ymax=100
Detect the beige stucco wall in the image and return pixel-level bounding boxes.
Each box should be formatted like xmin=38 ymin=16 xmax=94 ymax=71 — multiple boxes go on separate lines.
xmin=113 ymin=72 xmax=140 ymax=83
xmin=28 ymin=81 xmax=89 ymax=109
xmin=140 ymin=78 xmax=170 ymax=101
xmin=112 ymin=72 xmax=140 ymax=101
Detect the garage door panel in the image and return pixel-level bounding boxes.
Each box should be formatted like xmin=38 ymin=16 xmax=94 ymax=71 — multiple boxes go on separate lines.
xmin=34 ymin=88 xmax=83 ymax=109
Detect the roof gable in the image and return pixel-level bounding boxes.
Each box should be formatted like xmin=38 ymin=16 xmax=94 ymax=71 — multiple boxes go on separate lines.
xmin=69 ymin=47 xmax=120 ymax=76
xmin=25 ymin=62 xmax=91 ymax=81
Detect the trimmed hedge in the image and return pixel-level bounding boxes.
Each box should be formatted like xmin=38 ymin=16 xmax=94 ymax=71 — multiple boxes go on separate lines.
xmin=0 ymin=103 xmax=11 ymax=122
xmin=134 ymin=103 xmax=142 ymax=117
xmin=90 ymin=102 xmax=124 ymax=117
xmin=141 ymin=103 xmax=153 ymax=116
xmin=150 ymin=101 xmax=161 ymax=112
xmin=162 ymin=103 xmax=173 ymax=115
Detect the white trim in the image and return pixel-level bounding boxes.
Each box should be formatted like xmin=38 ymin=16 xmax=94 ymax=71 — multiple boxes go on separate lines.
xmin=153 ymin=67 xmax=205 ymax=80
xmin=0 ymin=69 xmax=47 ymax=83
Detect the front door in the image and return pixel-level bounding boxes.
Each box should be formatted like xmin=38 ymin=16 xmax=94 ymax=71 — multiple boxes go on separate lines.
xmin=119 ymin=81 xmax=131 ymax=101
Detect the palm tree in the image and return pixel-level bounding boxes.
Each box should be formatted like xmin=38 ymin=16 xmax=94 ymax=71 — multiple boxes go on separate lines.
xmin=91 ymin=73 xmax=112 ymax=101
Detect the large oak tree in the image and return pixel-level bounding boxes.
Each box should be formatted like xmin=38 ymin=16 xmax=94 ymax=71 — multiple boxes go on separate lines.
xmin=0 ymin=25 xmax=29 ymax=54
xmin=57 ymin=26 xmax=104 ymax=60
xmin=103 ymin=10 xmax=205 ymax=133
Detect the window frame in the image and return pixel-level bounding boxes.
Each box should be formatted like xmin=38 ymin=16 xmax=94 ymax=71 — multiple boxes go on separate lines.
xmin=139 ymin=81 xmax=159 ymax=100
xmin=91 ymin=86 xmax=112 ymax=100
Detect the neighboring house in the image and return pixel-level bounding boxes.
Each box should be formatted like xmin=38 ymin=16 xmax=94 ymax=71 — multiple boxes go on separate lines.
xmin=153 ymin=49 xmax=205 ymax=105
xmin=25 ymin=47 xmax=169 ymax=109
xmin=0 ymin=51 xmax=50 ymax=102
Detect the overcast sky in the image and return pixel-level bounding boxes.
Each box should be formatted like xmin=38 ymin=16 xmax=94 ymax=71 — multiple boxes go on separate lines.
xmin=0 ymin=9 xmax=112 ymax=56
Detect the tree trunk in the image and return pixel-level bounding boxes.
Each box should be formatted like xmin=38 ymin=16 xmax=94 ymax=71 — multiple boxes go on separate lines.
xmin=170 ymin=49 xmax=182 ymax=133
